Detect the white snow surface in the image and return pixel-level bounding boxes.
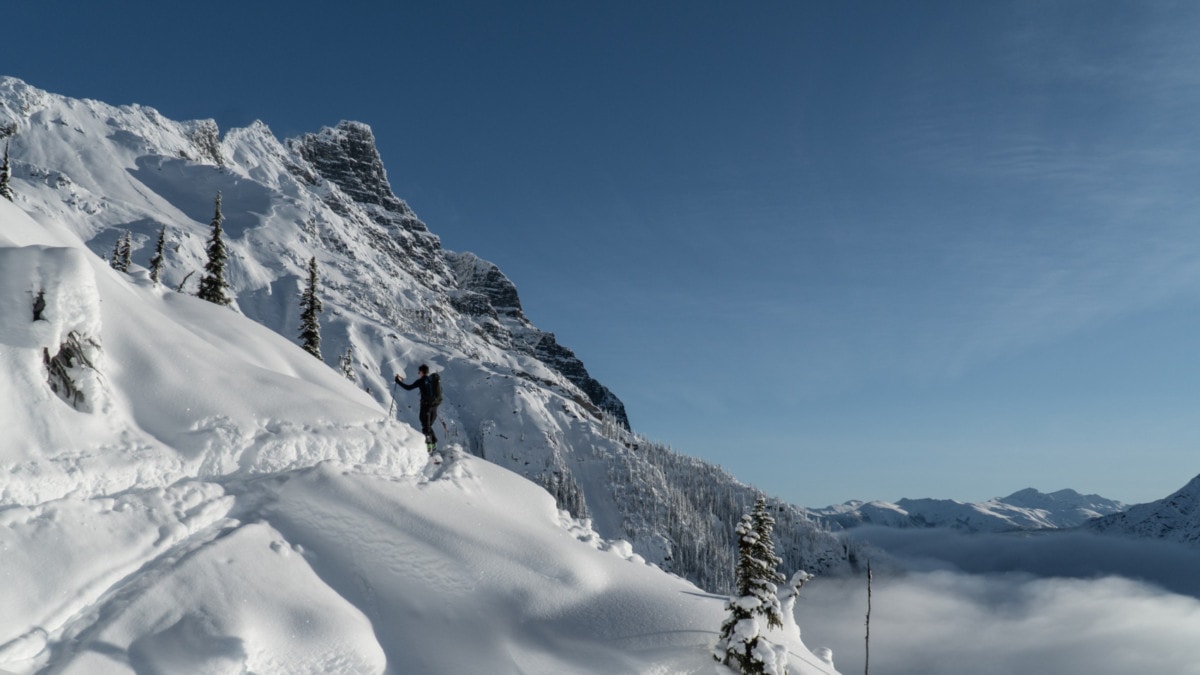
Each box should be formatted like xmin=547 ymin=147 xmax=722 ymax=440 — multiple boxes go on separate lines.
xmin=0 ymin=183 xmax=836 ymax=673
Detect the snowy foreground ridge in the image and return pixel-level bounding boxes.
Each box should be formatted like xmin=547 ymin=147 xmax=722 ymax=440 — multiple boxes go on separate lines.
xmin=0 ymin=85 xmax=839 ymax=672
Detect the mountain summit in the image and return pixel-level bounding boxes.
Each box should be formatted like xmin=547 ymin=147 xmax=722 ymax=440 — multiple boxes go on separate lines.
xmin=0 ymin=76 xmax=860 ymax=595
xmin=0 ymin=78 xmax=841 ymax=674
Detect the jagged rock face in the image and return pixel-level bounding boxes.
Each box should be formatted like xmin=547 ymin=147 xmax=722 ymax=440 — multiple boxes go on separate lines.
xmin=532 ymin=332 xmax=628 ymax=428
xmin=445 ymin=250 xmax=630 ymax=428
xmin=447 ymin=251 xmax=524 ymax=319
xmin=292 ymin=121 xmax=414 ymax=217
xmin=290 ymin=120 xmax=453 ymax=292
xmin=186 ymin=120 xmax=224 ymax=166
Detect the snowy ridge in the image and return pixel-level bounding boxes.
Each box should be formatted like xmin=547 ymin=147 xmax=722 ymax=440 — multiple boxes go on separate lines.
xmin=0 ymin=197 xmax=414 ymax=504
xmin=1087 ymin=474 xmax=1200 ymax=545
xmin=0 ymin=76 xmax=862 ymax=592
xmin=0 ymin=173 xmax=838 ymax=671
xmin=811 ymin=487 xmax=1126 ymax=533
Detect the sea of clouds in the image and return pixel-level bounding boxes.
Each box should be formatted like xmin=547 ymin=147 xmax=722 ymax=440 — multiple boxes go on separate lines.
xmin=793 ymin=528 xmax=1200 ymax=674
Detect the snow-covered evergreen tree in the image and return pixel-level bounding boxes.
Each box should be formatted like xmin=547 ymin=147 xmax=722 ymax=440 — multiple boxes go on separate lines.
xmin=338 ymin=346 xmax=356 ymax=382
xmin=750 ymin=496 xmax=785 ymax=629
xmin=298 ymin=256 xmax=323 ymax=359
xmin=0 ymin=139 xmax=13 ymax=202
xmin=116 ymin=230 xmax=132 ymax=273
xmin=196 ymin=192 xmax=231 ymax=306
xmin=714 ymin=496 xmax=788 ymax=675
xmin=148 ymin=225 xmax=166 ymax=284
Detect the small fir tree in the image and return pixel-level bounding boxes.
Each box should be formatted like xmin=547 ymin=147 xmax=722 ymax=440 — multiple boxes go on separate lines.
xmin=148 ymin=225 xmax=167 ymax=284
xmin=117 ymin=230 xmax=133 ymax=273
xmin=714 ymin=496 xmax=788 ymax=674
xmin=338 ymin=346 xmax=356 ymax=382
xmin=196 ymin=192 xmax=231 ymax=305
xmin=0 ymin=139 xmax=13 ymax=202
xmin=298 ymin=256 xmax=323 ymax=359
xmin=749 ymin=496 xmax=785 ymax=629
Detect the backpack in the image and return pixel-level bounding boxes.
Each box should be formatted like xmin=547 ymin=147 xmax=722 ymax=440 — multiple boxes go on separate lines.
xmin=429 ymin=372 xmax=443 ymax=405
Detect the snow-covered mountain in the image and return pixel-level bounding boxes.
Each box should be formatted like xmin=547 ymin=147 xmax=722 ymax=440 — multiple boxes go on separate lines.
xmin=0 ymin=76 xmax=861 ymax=595
xmin=1086 ymin=474 xmax=1200 ymax=545
xmin=811 ymin=488 xmax=1126 ymax=533
xmin=0 ymin=132 xmax=839 ymax=671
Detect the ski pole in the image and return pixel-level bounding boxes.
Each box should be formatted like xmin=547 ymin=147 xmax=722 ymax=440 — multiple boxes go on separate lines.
xmin=387 ymin=380 xmax=398 ymax=418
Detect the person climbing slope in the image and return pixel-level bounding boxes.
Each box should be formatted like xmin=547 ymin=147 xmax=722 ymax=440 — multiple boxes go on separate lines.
xmin=395 ymin=364 xmax=442 ymax=454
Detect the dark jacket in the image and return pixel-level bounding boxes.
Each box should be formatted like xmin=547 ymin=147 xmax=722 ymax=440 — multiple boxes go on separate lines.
xmin=398 ymin=374 xmax=437 ymax=405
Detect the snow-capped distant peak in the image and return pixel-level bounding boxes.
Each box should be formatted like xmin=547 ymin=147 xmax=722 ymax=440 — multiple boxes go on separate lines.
xmin=811 ymin=487 xmax=1127 ymax=533
xmin=1087 ymin=474 xmax=1200 ymax=545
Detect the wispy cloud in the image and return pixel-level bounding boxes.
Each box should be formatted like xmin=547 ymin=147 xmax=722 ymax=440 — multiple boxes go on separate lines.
xmin=845 ymin=4 xmax=1200 ymax=377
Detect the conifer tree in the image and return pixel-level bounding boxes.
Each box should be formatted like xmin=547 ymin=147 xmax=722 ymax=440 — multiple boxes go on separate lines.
xmin=749 ymin=496 xmax=785 ymax=629
xmin=714 ymin=496 xmax=787 ymax=674
xmin=117 ymin=230 xmax=133 ymax=273
xmin=338 ymin=346 xmax=356 ymax=381
xmin=148 ymin=225 xmax=167 ymax=284
xmin=298 ymin=256 xmax=323 ymax=359
xmin=0 ymin=139 xmax=13 ymax=202
xmin=197 ymin=192 xmax=231 ymax=305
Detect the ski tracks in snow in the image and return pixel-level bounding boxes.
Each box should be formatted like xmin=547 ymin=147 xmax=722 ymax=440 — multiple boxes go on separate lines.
xmin=0 ymin=482 xmax=239 ymax=673
xmin=3 ymin=444 xmax=465 ymax=674
xmin=38 ymin=519 xmax=243 ymax=673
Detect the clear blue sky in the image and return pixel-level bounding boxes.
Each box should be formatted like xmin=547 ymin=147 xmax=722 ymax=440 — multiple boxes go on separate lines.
xmin=8 ymin=2 xmax=1200 ymax=507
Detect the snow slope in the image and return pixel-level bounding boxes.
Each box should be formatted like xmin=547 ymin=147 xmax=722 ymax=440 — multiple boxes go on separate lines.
xmin=0 ymin=196 xmax=838 ymax=673
xmin=811 ymin=487 xmax=1126 ymax=533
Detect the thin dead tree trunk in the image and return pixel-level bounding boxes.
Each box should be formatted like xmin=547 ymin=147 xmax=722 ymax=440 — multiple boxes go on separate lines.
xmin=865 ymin=560 xmax=872 ymax=675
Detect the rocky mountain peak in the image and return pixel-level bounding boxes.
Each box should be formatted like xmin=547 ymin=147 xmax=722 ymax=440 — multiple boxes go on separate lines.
xmin=290 ymin=120 xmax=417 ymax=222
xmin=0 ymin=78 xmax=860 ymax=593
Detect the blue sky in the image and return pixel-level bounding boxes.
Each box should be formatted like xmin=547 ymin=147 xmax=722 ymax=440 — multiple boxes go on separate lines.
xmin=8 ymin=2 xmax=1200 ymax=506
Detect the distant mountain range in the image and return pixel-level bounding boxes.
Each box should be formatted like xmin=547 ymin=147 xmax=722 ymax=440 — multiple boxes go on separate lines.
xmin=810 ymin=488 xmax=1127 ymax=533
